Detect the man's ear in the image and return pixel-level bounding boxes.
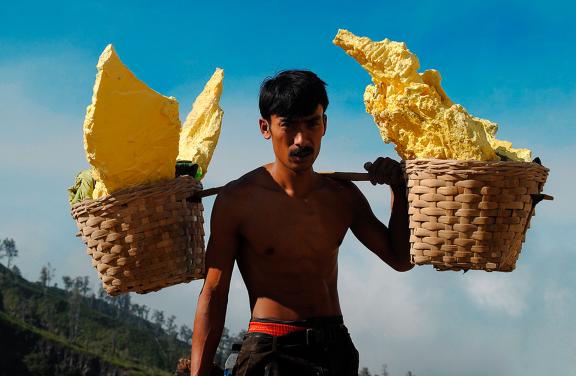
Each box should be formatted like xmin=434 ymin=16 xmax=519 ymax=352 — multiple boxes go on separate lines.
xmin=259 ymin=118 xmax=271 ymax=139
xmin=322 ymin=114 xmax=328 ymax=136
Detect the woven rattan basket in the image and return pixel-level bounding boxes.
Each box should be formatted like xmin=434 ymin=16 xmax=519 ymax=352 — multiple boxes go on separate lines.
xmin=404 ymin=159 xmax=549 ymax=272
xmin=71 ymin=176 xmax=205 ymax=295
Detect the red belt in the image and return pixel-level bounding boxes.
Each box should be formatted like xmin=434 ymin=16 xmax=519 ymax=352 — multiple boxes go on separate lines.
xmin=248 ymin=321 xmax=308 ymax=336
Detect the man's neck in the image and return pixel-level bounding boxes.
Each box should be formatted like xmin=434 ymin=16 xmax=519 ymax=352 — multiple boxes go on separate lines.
xmin=266 ymin=161 xmax=317 ymax=198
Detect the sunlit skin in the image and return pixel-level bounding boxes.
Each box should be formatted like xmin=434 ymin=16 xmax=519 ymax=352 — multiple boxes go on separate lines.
xmin=190 ymin=104 xmax=411 ymax=376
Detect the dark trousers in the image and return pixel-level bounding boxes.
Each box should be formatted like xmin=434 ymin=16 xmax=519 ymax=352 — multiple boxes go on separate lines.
xmin=233 ymin=317 xmax=359 ymax=376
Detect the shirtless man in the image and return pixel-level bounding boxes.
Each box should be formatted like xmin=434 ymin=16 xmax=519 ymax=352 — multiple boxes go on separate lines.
xmin=190 ymin=70 xmax=412 ymax=376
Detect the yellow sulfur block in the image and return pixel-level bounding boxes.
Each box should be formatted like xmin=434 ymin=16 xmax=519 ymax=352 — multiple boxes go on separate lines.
xmin=92 ymin=177 xmax=108 ymax=199
xmin=333 ymin=29 xmax=531 ymax=162
xmin=83 ymin=44 xmax=181 ymax=197
xmin=178 ymin=68 xmax=224 ymax=179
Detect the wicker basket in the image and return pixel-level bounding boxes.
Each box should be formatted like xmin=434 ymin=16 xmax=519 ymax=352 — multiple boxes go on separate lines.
xmin=71 ymin=176 xmax=205 ymax=295
xmin=404 ymin=159 xmax=549 ymax=272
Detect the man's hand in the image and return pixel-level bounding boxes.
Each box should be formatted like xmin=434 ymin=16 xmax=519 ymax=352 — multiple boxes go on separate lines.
xmin=364 ymin=157 xmax=405 ymax=187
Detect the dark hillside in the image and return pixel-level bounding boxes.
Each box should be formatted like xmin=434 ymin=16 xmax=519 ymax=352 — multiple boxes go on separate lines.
xmin=0 ymin=310 xmax=164 ymax=376
xmin=0 ymin=263 xmax=184 ymax=375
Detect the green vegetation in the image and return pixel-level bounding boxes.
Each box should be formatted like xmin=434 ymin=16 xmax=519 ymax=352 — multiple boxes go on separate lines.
xmin=0 ymin=310 xmax=167 ymax=375
xmin=0 ymin=236 xmax=244 ymax=375
xmin=0 ymin=237 xmax=18 ymax=268
xmin=0 ymin=263 xmax=179 ymax=375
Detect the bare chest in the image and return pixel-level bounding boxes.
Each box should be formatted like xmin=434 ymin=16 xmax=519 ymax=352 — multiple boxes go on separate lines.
xmin=239 ymin=190 xmax=351 ymax=259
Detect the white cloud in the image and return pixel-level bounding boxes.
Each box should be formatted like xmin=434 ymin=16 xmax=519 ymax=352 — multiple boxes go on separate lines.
xmin=543 ymin=283 xmax=572 ymax=320
xmin=340 ymin=242 xmax=438 ymax=339
xmin=462 ymin=272 xmax=529 ymax=317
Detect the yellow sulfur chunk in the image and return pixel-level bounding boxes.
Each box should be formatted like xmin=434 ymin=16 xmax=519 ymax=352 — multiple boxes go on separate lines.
xmin=178 ymin=68 xmax=224 ymax=179
xmin=83 ymin=44 xmax=181 ymax=198
xmin=333 ymin=29 xmax=531 ymax=162
xmin=92 ymin=177 xmax=108 ymax=199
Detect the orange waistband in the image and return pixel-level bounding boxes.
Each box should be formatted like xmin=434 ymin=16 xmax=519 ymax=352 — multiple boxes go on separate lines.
xmin=248 ymin=321 xmax=308 ymax=336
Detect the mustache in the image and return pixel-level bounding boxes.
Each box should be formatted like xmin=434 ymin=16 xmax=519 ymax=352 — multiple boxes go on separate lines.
xmin=289 ymin=146 xmax=314 ymax=158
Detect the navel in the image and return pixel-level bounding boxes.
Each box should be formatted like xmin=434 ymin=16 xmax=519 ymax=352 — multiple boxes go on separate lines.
xmin=264 ymin=247 xmax=275 ymax=256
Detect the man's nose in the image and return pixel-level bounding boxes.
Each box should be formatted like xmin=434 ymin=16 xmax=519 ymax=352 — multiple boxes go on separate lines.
xmin=293 ymin=130 xmax=307 ymax=146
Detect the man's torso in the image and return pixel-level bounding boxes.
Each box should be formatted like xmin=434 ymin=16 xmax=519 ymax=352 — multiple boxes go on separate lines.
xmin=225 ymin=167 xmax=356 ymax=320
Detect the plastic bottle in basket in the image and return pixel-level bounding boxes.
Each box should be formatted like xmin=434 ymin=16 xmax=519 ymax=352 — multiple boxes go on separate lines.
xmin=224 ymin=343 xmax=243 ymax=376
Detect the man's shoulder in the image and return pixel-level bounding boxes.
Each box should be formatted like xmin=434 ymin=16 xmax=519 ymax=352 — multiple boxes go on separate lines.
xmin=210 ymin=169 xmax=265 ymax=221
xmin=217 ymin=167 xmax=268 ymax=198
xmin=317 ymin=173 xmax=362 ymax=198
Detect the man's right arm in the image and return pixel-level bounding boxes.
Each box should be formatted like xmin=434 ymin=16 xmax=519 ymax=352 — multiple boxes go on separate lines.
xmin=190 ymin=191 xmax=239 ymax=376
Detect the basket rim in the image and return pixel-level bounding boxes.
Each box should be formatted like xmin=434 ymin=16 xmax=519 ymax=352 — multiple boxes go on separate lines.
xmin=71 ymin=175 xmax=202 ymax=211
xmin=402 ymin=158 xmax=549 ymax=171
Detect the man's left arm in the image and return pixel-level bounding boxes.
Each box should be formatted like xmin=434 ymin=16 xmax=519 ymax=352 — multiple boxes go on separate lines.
xmin=349 ymin=157 xmax=412 ymax=271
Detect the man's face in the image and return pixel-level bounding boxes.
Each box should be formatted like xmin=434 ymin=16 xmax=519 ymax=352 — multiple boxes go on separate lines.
xmin=261 ymin=104 xmax=327 ymax=172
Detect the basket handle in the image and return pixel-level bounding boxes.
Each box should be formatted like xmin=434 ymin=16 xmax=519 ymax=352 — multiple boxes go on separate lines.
xmin=531 ymin=193 xmax=554 ymax=204
xmin=195 ymin=172 xmax=370 ymax=198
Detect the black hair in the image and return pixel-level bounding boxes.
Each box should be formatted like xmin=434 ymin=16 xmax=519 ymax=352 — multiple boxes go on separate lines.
xmin=259 ymin=70 xmax=328 ymax=121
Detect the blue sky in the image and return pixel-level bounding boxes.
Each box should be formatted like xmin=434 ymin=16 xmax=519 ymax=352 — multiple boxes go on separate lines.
xmin=1 ymin=1 xmax=575 ymax=375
